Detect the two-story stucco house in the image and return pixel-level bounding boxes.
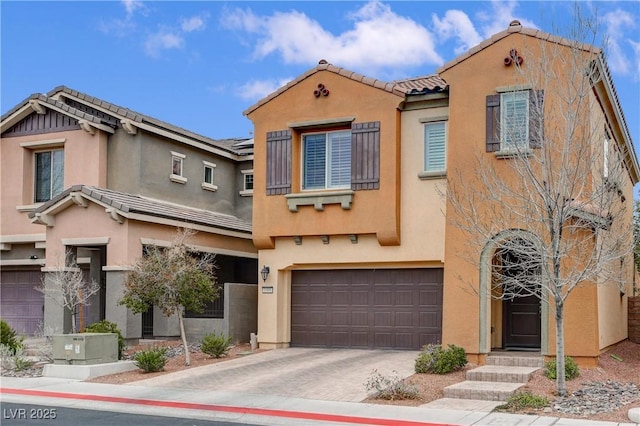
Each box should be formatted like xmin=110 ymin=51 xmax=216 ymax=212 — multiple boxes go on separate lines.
xmin=0 ymin=86 xmax=258 ymax=342
xmin=244 ymin=22 xmax=639 ymax=365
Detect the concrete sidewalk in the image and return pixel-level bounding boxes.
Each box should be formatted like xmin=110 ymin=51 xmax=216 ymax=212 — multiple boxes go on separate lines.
xmin=1 ymin=377 xmax=636 ymax=426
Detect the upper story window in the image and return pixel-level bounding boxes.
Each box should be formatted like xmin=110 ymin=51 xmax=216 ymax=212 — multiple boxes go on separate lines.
xmin=202 ymin=161 xmax=217 ymax=191
xmin=240 ymin=169 xmax=254 ymax=197
xmin=35 ymin=149 xmax=64 ymax=202
xmin=170 ymin=151 xmax=187 ymax=184
xmin=486 ymin=89 xmax=544 ymax=154
xmin=424 ymin=122 xmax=446 ymax=173
xmin=500 ymin=91 xmax=529 ymax=149
xmin=244 ymin=172 xmax=254 ymax=191
xmin=303 ymin=130 xmax=351 ymax=190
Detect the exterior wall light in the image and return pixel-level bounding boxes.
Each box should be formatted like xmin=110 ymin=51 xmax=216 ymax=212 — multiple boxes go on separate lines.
xmin=261 ymin=265 xmax=270 ymax=282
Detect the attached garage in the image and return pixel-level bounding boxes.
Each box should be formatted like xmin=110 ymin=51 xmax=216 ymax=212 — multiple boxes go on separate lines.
xmin=0 ymin=270 xmax=44 ymax=335
xmin=291 ymin=268 xmax=443 ymax=349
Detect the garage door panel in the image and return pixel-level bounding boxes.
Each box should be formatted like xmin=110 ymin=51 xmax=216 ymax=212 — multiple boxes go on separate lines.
xmin=374 ymin=312 xmax=392 ymax=326
xmin=291 ymin=268 xmax=443 ymax=349
xmin=351 ymin=311 xmax=368 ymax=325
xmin=1 ymin=271 xmax=44 ymax=335
xmin=395 ymin=311 xmax=414 ymax=327
xmin=331 ymin=312 xmax=349 ymax=325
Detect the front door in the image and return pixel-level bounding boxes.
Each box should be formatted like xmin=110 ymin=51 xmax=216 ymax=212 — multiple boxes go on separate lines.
xmin=503 ymin=294 xmax=540 ymax=349
xmin=142 ymin=306 xmax=153 ymax=338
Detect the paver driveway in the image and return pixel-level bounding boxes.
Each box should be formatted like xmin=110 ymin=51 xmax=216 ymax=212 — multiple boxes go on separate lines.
xmin=129 ymin=348 xmax=419 ymax=402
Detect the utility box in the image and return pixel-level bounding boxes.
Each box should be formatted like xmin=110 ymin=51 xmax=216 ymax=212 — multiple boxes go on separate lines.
xmin=52 ymin=333 xmax=118 ymax=365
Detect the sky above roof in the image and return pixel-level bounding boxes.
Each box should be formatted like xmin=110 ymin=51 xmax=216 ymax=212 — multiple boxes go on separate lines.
xmin=1 ymin=1 xmax=639 ymax=154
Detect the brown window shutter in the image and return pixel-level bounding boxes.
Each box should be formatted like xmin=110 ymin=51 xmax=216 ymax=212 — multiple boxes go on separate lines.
xmin=529 ymin=90 xmax=544 ymax=149
xmin=266 ymin=130 xmax=292 ymax=195
xmin=486 ymin=94 xmax=501 ymax=152
xmin=351 ymin=121 xmax=380 ymax=190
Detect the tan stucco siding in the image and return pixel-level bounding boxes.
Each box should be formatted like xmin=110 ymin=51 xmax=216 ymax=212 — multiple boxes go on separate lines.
xmin=247 ymin=70 xmax=404 ymax=249
xmin=1 ymin=130 xmax=107 ymax=237
xmin=249 ymin=79 xmax=448 ymax=348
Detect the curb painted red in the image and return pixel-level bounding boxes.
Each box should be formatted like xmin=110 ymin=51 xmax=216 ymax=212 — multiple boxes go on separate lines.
xmin=0 ymin=387 xmax=455 ymax=426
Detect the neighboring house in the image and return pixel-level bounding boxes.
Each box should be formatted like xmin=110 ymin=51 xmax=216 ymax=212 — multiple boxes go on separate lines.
xmin=244 ymin=22 xmax=639 ymax=364
xmin=0 ymin=86 xmax=258 ymax=342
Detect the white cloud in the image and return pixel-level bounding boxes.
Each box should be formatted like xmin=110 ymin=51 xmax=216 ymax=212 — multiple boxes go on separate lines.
xmin=222 ymin=1 xmax=443 ymax=76
xmin=181 ymin=13 xmax=209 ymax=33
xmin=122 ymin=0 xmax=144 ymax=18
xmin=236 ymin=78 xmax=293 ymax=101
xmin=144 ymin=29 xmax=185 ymax=58
xmin=476 ymin=0 xmax=537 ymax=38
xmin=432 ymin=10 xmax=483 ymax=55
xmin=603 ymin=10 xmax=638 ymax=78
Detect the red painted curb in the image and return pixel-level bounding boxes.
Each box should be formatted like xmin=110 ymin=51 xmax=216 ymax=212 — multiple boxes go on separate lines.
xmin=0 ymin=387 xmax=454 ymax=426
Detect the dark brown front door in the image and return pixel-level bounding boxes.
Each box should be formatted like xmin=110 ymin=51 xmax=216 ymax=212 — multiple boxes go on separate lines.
xmin=142 ymin=306 xmax=154 ymax=338
xmin=503 ymin=294 xmax=541 ymax=349
xmin=291 ymin=268 xmax=443 ymax=349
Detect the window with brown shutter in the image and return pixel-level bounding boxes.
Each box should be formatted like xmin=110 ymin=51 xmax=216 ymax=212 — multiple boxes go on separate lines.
xmin=266 ymin=130 xmax=292 ymax=195
xmin=486 ymin=90 xmax=544 ymax=152
xmin=351 ymin=121 xmax=380 ymax=190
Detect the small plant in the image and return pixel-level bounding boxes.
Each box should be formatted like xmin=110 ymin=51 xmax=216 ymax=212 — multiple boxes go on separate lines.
xmin=133 ymin=347 xmax=167 ymax=373
xmin=0 ymin=344 xmax=15 ymax=369
xmin=365 ymin=369 xmax=420 ymax=401
xmin=0 ymin=320 xmax=23 ymax=355
xmin=13 ymin=355 xmax=35 ymax=372
xmin=0 ymin=346 xmax=34 ymax=371
xmin=415 ymin=343 xmax=467 ymax=374
xmin=84 ymin=320 xmax=126 ymax=360
xmin=544 ymin=356 xmax=580 ymax=380
xmin=200 ymin=332 xmax=233 ymax=358
xmin=497 ymin=392 xmax=549 ymax=410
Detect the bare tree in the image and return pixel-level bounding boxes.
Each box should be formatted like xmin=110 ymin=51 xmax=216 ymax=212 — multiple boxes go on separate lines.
xmin=119 ymin=228 xmax=219 ymax=366
xmin=37 ymin=250 xmax=100 ymax=334
xmin=445 ymin=10 xmax=634 ymax=396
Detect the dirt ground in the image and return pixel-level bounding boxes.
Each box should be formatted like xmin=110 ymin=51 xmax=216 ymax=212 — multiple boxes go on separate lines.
xmin=89 ymin=339 xmax=640 ymax=423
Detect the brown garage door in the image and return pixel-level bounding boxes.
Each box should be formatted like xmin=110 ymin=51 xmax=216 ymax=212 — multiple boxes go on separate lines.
xmin=0 ymin=270 xmax=44 ymax=335
xmin=291 ymin=268 xmax=443 ymax=349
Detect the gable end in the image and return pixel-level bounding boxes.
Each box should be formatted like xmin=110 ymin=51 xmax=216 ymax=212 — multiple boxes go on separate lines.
xmin=1 ymin=109 xmax=80 ymax=137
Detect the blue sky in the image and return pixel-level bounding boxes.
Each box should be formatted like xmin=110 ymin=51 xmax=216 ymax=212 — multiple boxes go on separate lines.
xmin=2 ymin=1 xmax=639 ymax=153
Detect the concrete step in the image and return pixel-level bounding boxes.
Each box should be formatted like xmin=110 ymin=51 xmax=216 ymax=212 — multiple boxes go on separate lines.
xmin=466 ymin=365 xmax=539 ymax=383
xmin=486 ymin=354 xmax=544 ymax=368
xmin=444 ymin=380 xmax=525 ymax=401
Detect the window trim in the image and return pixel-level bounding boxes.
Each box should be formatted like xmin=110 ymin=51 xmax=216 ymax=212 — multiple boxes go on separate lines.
xmin=301 ymin=129 xmax=352 ymax=191
xmin=499 ymin=90 xmax=530 ymax=151
xmin=423 ymin=120 xmax=447 ymax=175
xmin=170 ymin=151 xmax=187 ymax=184
xmin=202 ymin=161 xmax=217 ymax=191
xmin=240 ymin=169 xmax=254 ymax=197
xmin=33 ymin=148 xmax=64 ymax=203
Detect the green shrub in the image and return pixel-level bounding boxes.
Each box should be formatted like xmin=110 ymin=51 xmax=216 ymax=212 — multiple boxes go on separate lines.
xmin=415 ymin=344 xmax=467 ymax=374
xmin=133 ymin=347 xmax=167 ymax=373
xmin=0 ymin=320 xmax=23 ymax=355
xmin=13 ymin=356 xmax=35 ymax=372
xmin=200 ymin=332 xmax=233 ymax=358
xmin=365 ymin=369 xmax=420 ymax=400
xmin=544 ymin=356 xmax=580 ymax=380
xmin=84 ymin=320 xmax=125 ymax=360
xmin=497 ymin=392 xmax=549 ymax=410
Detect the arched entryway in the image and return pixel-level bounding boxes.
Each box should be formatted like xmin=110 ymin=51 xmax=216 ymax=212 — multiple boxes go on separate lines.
xmin=479 ymin=230 xmax=548 ymax=354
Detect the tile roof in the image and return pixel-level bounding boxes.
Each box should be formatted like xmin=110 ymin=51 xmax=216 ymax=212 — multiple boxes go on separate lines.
xmin=243 ymin=61 xmax=408 ymax=116
xmin=47 ymin=86 xmax=252 ymax=156
xmin=393 ymin=75 xmax=448 ymax=94
xmin=436 ymin=21 xmax=600 ymax=75
xmin=30 ymin=185 xmax=252 ymax=234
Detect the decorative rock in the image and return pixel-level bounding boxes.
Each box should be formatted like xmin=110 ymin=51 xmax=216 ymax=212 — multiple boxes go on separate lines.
xmin=629 ymin=407 xmax=640 ymax=423
xmin=553 ymin=381 xmax=640 ymax=417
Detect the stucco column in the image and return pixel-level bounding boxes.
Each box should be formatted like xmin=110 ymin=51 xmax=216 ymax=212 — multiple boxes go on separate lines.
xmin=41 ymin=271 xmax=71 ymax=334
xmin=104 ymin=267 xmax=140 ymax=341
xmin=257 ymin=252 xmax=291 ymax=349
